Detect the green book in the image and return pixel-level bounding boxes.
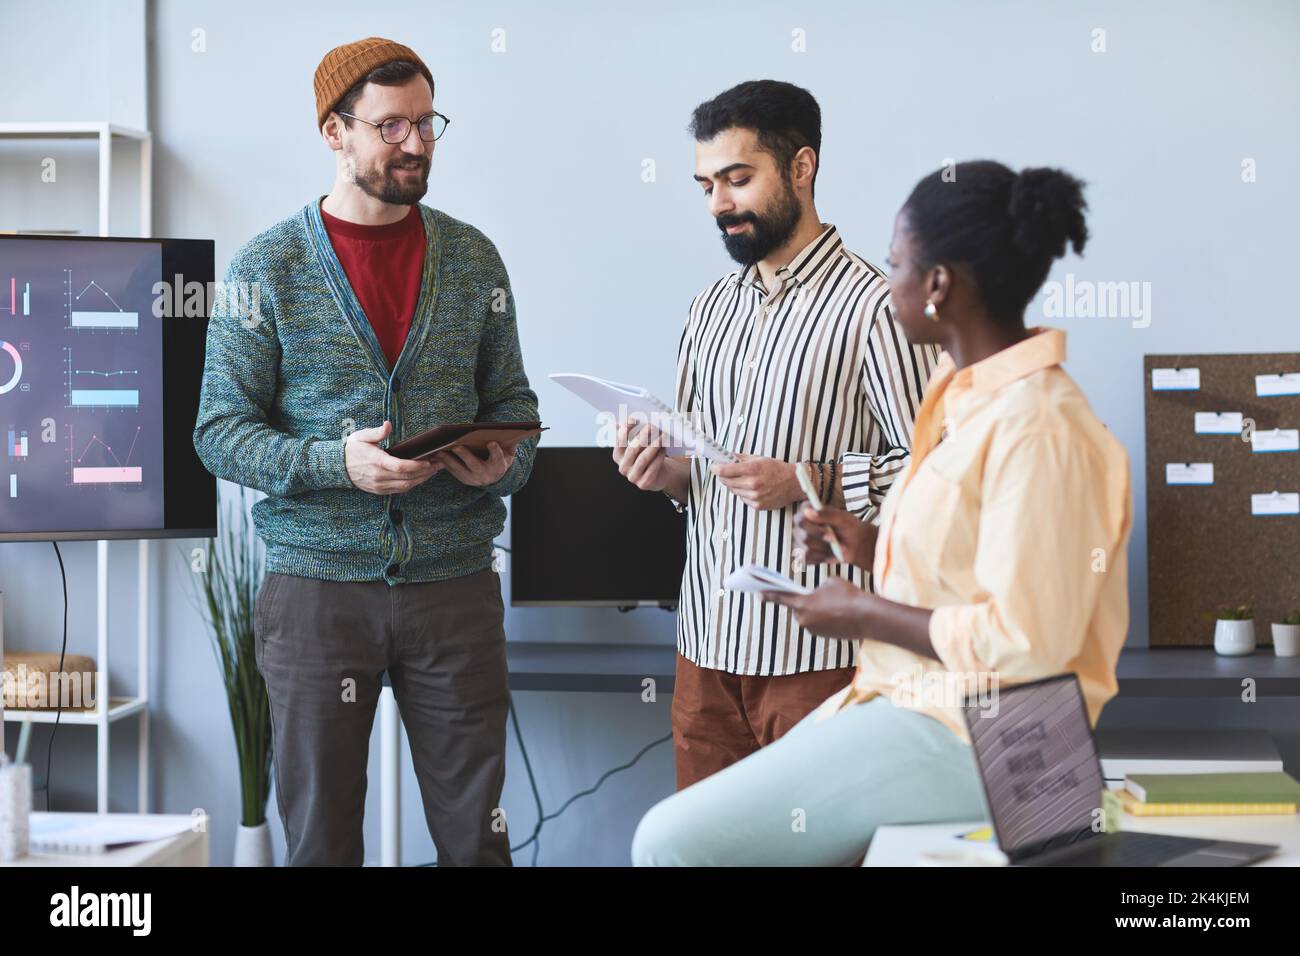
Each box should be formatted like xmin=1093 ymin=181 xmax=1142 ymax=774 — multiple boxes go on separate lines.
xmin=1126 ymin=771 xmax=1300 ymax=804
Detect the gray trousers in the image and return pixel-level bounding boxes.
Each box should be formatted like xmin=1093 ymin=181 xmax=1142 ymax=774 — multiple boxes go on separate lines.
xmin=253 ymin=566 xmax=512 ymax=866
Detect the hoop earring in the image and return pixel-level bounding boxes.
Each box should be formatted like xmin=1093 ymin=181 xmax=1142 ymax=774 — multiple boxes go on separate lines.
xmin=924 ymin=300 xmax=939 ymax=322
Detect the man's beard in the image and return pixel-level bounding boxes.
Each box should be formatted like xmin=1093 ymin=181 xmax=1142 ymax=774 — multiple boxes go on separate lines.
xmin=716 ymin=180 xmax=802 ymax=265
xmin=347 ymin=148 xmax=430 ymax=204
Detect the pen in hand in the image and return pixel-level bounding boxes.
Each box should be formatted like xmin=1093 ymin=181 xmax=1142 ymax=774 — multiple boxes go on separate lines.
xmin=794 ymin=462 xmax=846 ymax=562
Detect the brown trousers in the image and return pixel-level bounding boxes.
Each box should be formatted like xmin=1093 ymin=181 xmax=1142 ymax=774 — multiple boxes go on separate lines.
xmin=671 ymin=653 xmax=856 ymax=790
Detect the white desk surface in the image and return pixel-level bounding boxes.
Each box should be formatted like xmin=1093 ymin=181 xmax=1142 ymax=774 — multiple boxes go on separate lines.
xmin=866 ymin=813 xmax=1300 ymax=867
xmin=0 ymin=813 xmax=210 ymax=867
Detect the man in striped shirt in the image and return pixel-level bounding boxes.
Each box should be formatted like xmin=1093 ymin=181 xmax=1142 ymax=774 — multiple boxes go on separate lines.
xmin=614 ymin=80 xmax=937 ymax=789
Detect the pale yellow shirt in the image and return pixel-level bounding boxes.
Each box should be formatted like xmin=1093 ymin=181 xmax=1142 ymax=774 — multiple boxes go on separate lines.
xmin=814 ymin=327 xmax=1133 ymax=745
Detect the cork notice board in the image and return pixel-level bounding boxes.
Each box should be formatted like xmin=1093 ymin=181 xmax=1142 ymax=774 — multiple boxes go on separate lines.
xmin=1144 ymin=353 xmax=1300 ymax=646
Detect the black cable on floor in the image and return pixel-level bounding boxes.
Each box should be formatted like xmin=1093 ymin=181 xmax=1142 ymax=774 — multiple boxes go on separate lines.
xmin=505 ymin=696 xmax=671 ymax=866
xmin=414 ymin=698 xmax=671 ymax=867
xmin=44 ymin=541 xmax=70 ymax=811
xmin=415 ymin=541 xmax=671 ymax=865
xmin=511 ymin=722 xmax=672 ymax=863
xmin=507 ymin=696 xmax=546 ymax=866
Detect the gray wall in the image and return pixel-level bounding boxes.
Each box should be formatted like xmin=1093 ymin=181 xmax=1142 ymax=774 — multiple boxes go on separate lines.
xmin=2 ymin=0 xmax=1298 ymax=865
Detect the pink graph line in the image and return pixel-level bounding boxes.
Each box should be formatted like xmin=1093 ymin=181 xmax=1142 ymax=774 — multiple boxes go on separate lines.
xmin=74 ymin=425 xmax=143 ymax=466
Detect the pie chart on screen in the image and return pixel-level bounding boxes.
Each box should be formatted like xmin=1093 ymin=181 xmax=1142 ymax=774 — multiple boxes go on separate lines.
xmin=0 ymin=340 xmax=21 ymax=395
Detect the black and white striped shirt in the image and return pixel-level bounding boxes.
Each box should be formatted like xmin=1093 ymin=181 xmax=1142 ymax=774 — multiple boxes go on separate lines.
xmin=675 ymin=224 xmax=939 ymax=676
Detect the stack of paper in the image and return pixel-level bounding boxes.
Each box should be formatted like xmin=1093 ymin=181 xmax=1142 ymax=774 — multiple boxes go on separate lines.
xmin=29 ymin=813 xmax=195 ymax=854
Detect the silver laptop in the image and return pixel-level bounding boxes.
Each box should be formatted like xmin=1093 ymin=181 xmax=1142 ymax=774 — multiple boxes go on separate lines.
xmin=962 ymin=674 xmax=1278 ymax=866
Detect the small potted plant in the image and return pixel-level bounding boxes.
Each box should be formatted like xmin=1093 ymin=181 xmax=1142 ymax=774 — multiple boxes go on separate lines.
xmin=1207 ymin=604 xmax=1256 ymax=656
xmin=1273 ymin=609 xmax=1300 ymax=658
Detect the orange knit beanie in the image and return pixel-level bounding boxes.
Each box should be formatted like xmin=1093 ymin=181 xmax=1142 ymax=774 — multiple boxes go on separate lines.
xmin=313 ymin=37 xmax=434 ymax=129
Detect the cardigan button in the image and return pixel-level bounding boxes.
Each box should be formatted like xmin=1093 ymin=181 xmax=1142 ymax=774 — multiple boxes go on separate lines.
xmin=391 ymin=508 xmax=403 ymax=524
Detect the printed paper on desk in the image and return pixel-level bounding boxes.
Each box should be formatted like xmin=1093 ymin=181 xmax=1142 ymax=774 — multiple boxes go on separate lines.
xmin=1194 ymin=411 xmax=1243 ymax=435
xmin=1251 ymin=429 xmax=1300 ymax=453
xmin=1152 ymin=368 xmax=1200 ymax=390
xmin=1252 ymin=492 xmax=1300 ymax=516
xmin=1256 ymin=372 xmax=1300 ymax=397
xmin=1166 ymin=463 xmax=1214 ymax=485
xmin=29 ymin=813 xmax=195 ymax=853
xmin=723 ymin=563 xmax=812 ymax=596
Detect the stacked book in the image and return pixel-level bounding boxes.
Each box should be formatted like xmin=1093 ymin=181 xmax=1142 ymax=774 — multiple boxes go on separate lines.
xmin=1119 ymin=772 xmax=1300 ymax=816
xmin=1099 ymin=729 xmax=1299 ymax=816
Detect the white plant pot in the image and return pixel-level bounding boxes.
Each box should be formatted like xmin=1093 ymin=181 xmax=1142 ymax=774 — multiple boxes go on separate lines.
xmin=1272 ymin=623 xmax=1300 ymax=657
xmin=234 ymin=821 xmax=274 ymax=866
xmin=1214 ymin=619 xmax=1256 ymax=656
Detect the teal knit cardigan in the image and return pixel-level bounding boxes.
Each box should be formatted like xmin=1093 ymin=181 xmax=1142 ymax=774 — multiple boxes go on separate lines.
xmin=193 ymin=197 xmax=539 ymax=585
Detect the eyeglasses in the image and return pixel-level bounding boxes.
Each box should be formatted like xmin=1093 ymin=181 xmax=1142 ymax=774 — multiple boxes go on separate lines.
xmin=335 ymin=110 xmax=450 ymax=144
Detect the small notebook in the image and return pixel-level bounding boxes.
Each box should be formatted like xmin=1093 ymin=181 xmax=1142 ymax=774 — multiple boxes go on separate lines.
xmin=723 ymin=563 xmax=811 ymax=596
xmin=386 ymin=420 xmax=546 ymax=461
xmin=549 ymin=372 xmax=738 ymax=462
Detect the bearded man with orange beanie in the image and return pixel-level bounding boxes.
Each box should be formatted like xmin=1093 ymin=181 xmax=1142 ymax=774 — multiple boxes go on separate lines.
xmin=194 ymin=37 xmax=537 ymax=866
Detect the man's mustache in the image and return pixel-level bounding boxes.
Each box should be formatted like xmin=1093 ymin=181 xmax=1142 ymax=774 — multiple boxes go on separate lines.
xmin=717 ymin=212 xmax=757 ymax=231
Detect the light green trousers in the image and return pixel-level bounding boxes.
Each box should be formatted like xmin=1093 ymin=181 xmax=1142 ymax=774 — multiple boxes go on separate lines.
xmin=632 ymin=694 xmax=992 ymax=866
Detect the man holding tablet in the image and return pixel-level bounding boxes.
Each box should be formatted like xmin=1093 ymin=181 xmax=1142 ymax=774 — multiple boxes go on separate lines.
xmin=193 ymin=37 xmax=537 ymax=865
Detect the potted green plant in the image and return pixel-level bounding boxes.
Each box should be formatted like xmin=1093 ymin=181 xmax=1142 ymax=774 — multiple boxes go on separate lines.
xmin=1273 ymin=609 xmax=1300 ymax=658
xmin=185 ymin=488 xmax=274 ymax=865
xmin=1206 ymin=603 xmax=1255 ymax=656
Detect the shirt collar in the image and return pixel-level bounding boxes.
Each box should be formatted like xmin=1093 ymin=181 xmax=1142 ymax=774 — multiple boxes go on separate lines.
xmin=729 ymin=223 xmax=843 ymax=294
xmin=948 ymin=326 xmax=1067 ymax=395
xmin=895 ymin=328 xmax=1067 ymax=492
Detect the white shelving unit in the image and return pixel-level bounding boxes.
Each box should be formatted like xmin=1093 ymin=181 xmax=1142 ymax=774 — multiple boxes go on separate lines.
xmin=0 ymin=121 xmax=151 ymax=238
xmin=0 ymin=121 xmax=154 ymax=814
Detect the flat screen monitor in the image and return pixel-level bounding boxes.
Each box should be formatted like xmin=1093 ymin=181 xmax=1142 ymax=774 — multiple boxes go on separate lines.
xmin=510 ymin=446 xmax=687 ymax=607
xmin=0 ymin=233 xmax=216 ymax=541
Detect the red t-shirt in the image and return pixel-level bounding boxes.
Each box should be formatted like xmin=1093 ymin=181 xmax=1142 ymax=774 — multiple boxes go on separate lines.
xmin=319 ymin=201 xmax=425 ymax=369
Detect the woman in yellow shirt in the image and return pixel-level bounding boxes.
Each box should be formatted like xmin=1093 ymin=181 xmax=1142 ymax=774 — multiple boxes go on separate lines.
xmin=632 ymin=159 xmax=1132 ymax=866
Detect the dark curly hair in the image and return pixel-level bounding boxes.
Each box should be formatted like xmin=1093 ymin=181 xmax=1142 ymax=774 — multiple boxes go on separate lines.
xmin=902 ymin=160 xmax=1089 ymax=321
